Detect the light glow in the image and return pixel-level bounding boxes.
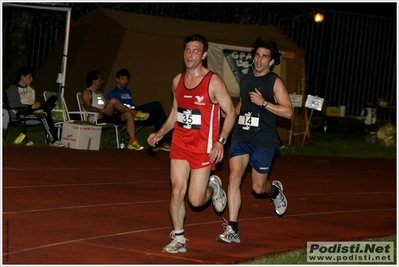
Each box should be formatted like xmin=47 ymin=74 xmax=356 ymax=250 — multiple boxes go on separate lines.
xmin=314 ymin=12 xmax=324 ymax=23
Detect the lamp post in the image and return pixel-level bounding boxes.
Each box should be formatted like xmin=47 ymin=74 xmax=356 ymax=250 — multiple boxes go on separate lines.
xmin=314 ymin=12 xmax=324 ymax=23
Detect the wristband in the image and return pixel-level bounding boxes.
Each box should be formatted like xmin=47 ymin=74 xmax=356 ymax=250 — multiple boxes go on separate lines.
xmin=218 ymin=136 xmax=227 ymax=145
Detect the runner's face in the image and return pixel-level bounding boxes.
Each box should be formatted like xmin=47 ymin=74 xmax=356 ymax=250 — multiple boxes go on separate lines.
xmin=116 ymin=76 xmax=129 ymax=89
xmin=184 ymin=41 xmax=207 ymax=69
xmin=253 ymin=47 xmax=274 ymax=75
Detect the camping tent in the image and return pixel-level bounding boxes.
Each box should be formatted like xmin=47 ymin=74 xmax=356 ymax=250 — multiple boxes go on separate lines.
xmin=34 ymin=8 xmax=307 ymax=143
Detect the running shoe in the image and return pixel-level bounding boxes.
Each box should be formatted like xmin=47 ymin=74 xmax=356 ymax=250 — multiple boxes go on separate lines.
xmin=133 ymin=110 xmax=150 ymax=121
xmin=271 ymin=180 xmax=287 ymax=216
xmin=13 ymin=133 xmax=26 ymax=145
xmin=162 ymin=231 xmax=187 ymax=253
xmin=216 ymin=220 xmax=241 ymax=244
xmin=159 ymin=142 xmax=171 ymax=151
xmin=33 ymin=109 xmax=47 ymax=119
xmin=51 ymin=140 xmax=65 ymax=148
xmin=127 ymin=140 xmax=144 ymax=151
xmin=19 ymin=114 xmax=36 ymax=119
xmin=209 ymin=175 xmax=227 ymax=213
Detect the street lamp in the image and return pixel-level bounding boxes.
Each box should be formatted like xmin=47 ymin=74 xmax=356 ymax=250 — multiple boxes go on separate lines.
xmin=314 ymin=12 xmax=324 ymax=23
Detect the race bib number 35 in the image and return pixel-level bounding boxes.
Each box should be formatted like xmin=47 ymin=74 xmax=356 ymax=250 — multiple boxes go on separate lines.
xmin=238 ymin=111 xmax=260 ymax=131
xmin=177 ymin=107 xmax=201 ymax=130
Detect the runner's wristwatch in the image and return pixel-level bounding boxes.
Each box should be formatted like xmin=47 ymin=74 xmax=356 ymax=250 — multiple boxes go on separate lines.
xmin=218 ymin=136 xmax=227 ymax=145
xmin=262 ymin=100 xmax=268 ymax=108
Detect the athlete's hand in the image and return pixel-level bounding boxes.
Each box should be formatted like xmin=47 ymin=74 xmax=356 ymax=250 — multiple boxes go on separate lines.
xmin=248 ymin=88 xmax=264 ymax=106
xmin=147 ymin=132 xmax=163 ymax=147
xmin=220 ymin=109 xmax=226 ymax=118
xmin=209 ymin=142 xmax=224 ymax=164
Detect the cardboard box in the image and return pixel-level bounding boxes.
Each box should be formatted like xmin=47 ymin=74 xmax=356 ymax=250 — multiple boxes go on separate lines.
xmin=61 ymin=122 xmax=102 ymax=150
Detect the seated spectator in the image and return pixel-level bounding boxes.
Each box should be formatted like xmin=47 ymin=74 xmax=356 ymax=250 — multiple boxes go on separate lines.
xmin=107 ymin=68 xmax=170 ymax=151
xmin=5 ymin=66 xmax=65 ymax=147
xmin=82 ymin=70 xmax=149 ymax=151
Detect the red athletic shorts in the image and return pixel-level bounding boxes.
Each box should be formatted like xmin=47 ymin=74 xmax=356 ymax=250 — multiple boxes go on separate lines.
xmin=170 ymin=143 xmax=216 ymax=170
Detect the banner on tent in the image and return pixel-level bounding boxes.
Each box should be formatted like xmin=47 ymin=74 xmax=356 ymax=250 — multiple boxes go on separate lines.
xmin=207 ymin=42 xmax=290 ymax=97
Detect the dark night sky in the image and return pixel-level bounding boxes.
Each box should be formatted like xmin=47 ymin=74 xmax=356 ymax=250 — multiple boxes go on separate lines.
xmin=304 ymin=2 xmax=397 ymax=18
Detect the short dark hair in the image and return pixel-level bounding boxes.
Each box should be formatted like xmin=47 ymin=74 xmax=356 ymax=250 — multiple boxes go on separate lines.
xmin=86 ymin=70 xmax=101 ymax=88
xmin=16 ymin=66 xmax=34 ymax=82
xmin=251 ymin=37 xmax=282 ymax=71
xmin=116 ymin=68 xmax=130 ymax=79
xmin=183 ymin=34 xmax=209 ymax=53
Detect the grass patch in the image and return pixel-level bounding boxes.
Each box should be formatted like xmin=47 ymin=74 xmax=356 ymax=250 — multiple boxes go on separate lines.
xmin=2 ymin=123 xmax=396 ymax=160
xmin=278 ymin=130 xmax=396 ymax=159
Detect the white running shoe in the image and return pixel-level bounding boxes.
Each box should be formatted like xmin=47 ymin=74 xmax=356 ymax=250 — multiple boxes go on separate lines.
xmin=51 ymin=140 xmax=65 ymax=148
xmin=209 ymin=175 xmax=227 ymax=213
xmin=216 ymin=219 xmax=241 ymax=244
xmin=162 ymin=231 xmax=187 ymax=253
xmin=159 ymin=142 xmax=171 ymax=152
xmin=271 ymin=180 xmax=287 ymax=216
xmin=33 ymin=109 xmax=47 ymax=119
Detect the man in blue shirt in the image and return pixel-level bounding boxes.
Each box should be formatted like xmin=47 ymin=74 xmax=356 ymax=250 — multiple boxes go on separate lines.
xmin=107 ymin=68 xmax=170 ymax=151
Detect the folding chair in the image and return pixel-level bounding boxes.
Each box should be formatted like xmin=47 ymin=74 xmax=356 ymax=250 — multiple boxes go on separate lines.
xmin=3 ymin=89 xmax=45 ymax=145
xmin=43 ymin=91 xmax=73 ymax=139
xmin=76 ymin=92 xmax=122 ymax=148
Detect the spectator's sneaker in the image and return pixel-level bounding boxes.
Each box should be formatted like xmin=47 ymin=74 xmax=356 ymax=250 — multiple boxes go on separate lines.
xmin=209 ymin=175 xmax=227 ymax=212
xmin=19 ymin=114 xmax=36 ymax=119
xmin=134 ymin=110 xmax=150 ymax=121
xmin=51 ymin=140 xmax=65 ymax=148
xmin=127 ymin=140 xmax=144 ymax=151
xmin=13 ymin=133 xmax=26 ymax=145
xmin=159 ymin=142 xmax=171 ymax=152
xmin=163 ymin=231 xmax=187 ymax=253
xmin=216 ymin=220 xmax=241 ymax=244
xmin=33 ymin=109 xmax=47 ymax=119
xmin=271 ymin=180 xmax=287 ymax=216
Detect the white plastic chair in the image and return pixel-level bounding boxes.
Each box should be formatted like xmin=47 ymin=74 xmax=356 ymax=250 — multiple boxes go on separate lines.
xmin=76 ymin=92 xmax=121 ymax=148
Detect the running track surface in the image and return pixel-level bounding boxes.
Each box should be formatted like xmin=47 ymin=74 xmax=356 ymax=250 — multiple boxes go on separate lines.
xmin=2 ymin=146 xmax=396 ymax=264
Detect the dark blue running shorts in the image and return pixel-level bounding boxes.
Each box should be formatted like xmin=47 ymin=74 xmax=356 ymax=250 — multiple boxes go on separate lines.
xmin=228 ymin=141 xmax=275 ymax=174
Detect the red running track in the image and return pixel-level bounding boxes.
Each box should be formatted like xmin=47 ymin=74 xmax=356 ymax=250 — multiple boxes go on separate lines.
xmin=2 ymin=146 xmax=396 ymax=264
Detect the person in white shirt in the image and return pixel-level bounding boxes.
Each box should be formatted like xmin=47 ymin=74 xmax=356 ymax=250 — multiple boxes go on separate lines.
xmin=5 ymin=66 xmax=65 ymax=147
xmin=81 ymin=70 xmax=148 ymax=150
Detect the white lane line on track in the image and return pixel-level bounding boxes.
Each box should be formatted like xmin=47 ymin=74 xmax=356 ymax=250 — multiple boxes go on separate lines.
xmin=3 ymin=200 xmax=170 ymax=214
xmin=3 ymin=167 xmax=164 ymax=171
xmin=3 ymin=180 xmax=169 ymax=189
xmin=3 ymin=207 xmax=395 ymax=256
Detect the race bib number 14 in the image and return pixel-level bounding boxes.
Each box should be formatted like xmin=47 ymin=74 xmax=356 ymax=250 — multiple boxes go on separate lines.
xmin=238 ymin=111 xmax=260 ymax=131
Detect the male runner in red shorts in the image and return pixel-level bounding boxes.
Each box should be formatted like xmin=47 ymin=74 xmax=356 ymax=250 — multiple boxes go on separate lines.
xmin=147 ymin=34 xmax=236 ymax=253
